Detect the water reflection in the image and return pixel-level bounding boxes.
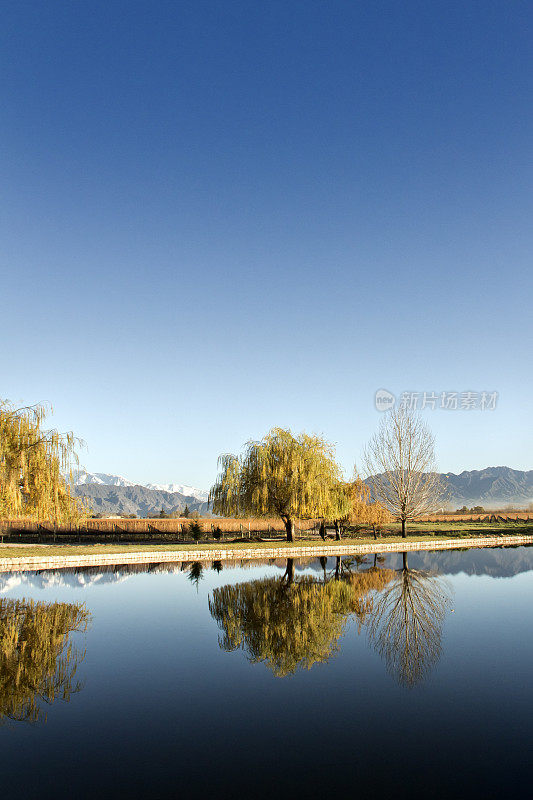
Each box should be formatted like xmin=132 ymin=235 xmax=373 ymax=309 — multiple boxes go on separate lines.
xmin=184 ymin=561 xmax=205 ymax=590
xmin=367 ymin=552 xmax=452 ymax=687
xmin=209 ymin=558 xmax=357 ymax=676
xmin=0 ymin=598 xmax=90 ymax=724
xmin=209 ymin=553 xmax=452 ymax=686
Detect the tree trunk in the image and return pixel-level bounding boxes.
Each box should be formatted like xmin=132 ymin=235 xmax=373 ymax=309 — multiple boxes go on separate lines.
xmin=319 ymin=520 xmax=326 ymax=541
xmin=335 ymin=556 xmax=341 ymax=581
xmin=402 ymin=552 xmax=408 ymax=570
xmin=284 ymin=518 xmax=295 ymax=542
xmin=401 ymin=518 xmax=406 ymax=538
xmin=319 ymin=556 xmax=327 ymax=582
xmin=372 ymin=523 xmax=377 ymax=540
xmin=284 ymin=558 xmax=294 ymax=585
xmin=334 ymin=520 xmax=341 ymax=541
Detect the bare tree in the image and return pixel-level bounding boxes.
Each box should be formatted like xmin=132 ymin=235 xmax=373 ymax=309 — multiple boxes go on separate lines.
xmin=363 ymin=407 xmax=443 ymax=537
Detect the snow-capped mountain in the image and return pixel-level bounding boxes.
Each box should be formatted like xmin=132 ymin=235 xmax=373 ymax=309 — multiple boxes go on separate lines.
xmin=73 ymin=470 xmax=208 ymax=502
xmin=74 ymin=471 xmax=134 ymax=487
xmin=144 ymin=483 xmax=209 ymax=501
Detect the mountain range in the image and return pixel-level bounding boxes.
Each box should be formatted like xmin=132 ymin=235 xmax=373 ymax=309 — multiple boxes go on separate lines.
xmin=72 ymin=466 xmax=533 ymax=517
xmin=74 ymin=471 xmax=208 ymax=501
xmin=72 ymin=471 xmax=210 ymax=517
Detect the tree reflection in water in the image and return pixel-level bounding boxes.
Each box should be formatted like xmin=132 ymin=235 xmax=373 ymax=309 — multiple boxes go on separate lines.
xmin=209 ymin=559 xmax=357 ymax=676
xmin=367 ymin=552 xmax=452 ymax=687
xmin=209 ymin=553 xmax=452 ymax=685
xmin=0 ymin=598 xmax=90 ymax=724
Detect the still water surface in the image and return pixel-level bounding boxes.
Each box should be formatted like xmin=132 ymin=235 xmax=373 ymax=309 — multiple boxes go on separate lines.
xmin=1 ymin=546 xmax=533 ymax=798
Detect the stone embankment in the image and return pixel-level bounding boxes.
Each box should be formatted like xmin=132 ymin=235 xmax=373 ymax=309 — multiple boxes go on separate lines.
xmin=1 ymin=535 xmax=532 ymax=573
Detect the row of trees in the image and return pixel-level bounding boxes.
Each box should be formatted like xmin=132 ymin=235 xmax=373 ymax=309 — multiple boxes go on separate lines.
xmin=210 ymin=408 xmax=442 ymax=539
xmin=1 ymin=397 xmax=441 ymax=536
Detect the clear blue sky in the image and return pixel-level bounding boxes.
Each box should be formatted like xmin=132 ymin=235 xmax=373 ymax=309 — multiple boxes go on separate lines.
xmin=2 ymin=1 xmax=532 ymax=488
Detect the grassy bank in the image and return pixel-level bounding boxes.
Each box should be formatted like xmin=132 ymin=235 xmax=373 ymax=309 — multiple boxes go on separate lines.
xmin=1 ymin=525 xmax=532 ymax=560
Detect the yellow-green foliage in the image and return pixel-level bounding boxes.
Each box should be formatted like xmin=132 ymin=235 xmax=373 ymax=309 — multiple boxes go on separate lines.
xmin=345 ymin=567 xmax=396 ymax=627
xmin=209 ymin=575 xmax=355 ymax=676
xmin=0 ymin=400 xmax=85 ymax=521
xmin=210 ymin=427 xmax=345 ymax=526
xmin=340 ymin=473 xmax=393 ymax=526
xmin=0 ymin=598 xmax=90 ymax=723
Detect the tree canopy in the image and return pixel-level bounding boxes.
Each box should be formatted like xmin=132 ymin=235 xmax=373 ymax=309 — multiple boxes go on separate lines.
xmin=0 ymin=400 xmax=85 ymax=522
xmin=208 ymin=557 xmax=400 ymax=677
xmin=210 ymin=427 xmax=347 ymax=540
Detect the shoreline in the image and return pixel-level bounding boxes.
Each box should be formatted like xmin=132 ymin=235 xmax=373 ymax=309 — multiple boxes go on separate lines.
xmin=0 ymin=533 xmax=532 ymax=573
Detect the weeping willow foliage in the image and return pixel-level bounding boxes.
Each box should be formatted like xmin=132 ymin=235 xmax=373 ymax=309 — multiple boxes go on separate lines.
xmin=209 ymin=428 xmax=346 ymax=539
xmin=0 ymin=598 xmax=90 ymax=724
xmin=209 ymin=574 xmax=355 ymax=677
xmin=0 ymin=400 xmax=85 ymax=521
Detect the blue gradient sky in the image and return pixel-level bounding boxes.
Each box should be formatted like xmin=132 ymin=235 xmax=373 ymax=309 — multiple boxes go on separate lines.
xmin=2 ymin=1 xmax=532 ymax=488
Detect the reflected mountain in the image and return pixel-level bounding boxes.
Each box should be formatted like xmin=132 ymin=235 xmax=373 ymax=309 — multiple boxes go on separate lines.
xmin=392 ymin=546 xmax=533 ymax=579
xmin=306 ymin=545 xmax=533 ymax=580
xmin=2 ymin=544 xmax=533 ymax=596
xmin=0 ymin=562 xmax=192 ymax=593
xmin=0 ymin=598 xmax=90 ymax=724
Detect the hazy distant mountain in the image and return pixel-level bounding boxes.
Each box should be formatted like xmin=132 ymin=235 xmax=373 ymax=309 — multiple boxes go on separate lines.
xmin=440 ymin=467 xmax=533 ymax=509
xmin=366 ymin=466 xmax=532 ymax=510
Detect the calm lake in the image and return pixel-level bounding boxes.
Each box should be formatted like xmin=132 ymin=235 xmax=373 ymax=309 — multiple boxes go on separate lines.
xmin=1 ymin=546 xmax=533 ymax=798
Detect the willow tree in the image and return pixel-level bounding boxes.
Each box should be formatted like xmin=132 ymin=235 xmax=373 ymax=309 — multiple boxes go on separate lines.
xmin=363 ymin=407 xmax=443 ymax=537
xmin=210 ymin=427 xmax=345 ymax=541
xmin=0 ymin=598 xmax=90 ymax=724
xmin=0 ymin=400 xmax=84 ymax=522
